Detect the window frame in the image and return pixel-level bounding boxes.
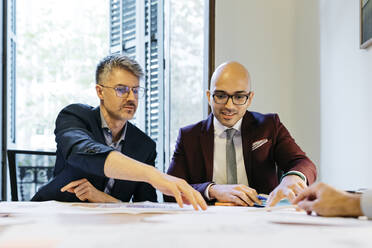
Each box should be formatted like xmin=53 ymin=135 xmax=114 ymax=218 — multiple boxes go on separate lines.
xmin=1 ymin=0 xmax=17 ymax=200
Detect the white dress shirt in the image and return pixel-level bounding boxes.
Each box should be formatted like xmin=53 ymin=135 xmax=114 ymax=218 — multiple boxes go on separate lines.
xmin=212 ymin=117 xmax=249 ymax=186
xmin=204 ymin=117 xmax=248 ymax=199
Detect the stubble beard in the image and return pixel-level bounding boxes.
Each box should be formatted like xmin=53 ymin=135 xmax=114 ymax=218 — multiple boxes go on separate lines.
xmin=105 ymin=104 xmax=137 ymax=122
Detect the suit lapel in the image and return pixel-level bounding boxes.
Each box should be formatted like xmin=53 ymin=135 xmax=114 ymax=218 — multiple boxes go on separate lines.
xmin=120 ymin=122 xmax=138 ymax=159
xmin=241 ymin=111 xmax=255 ymax=187
xmin=93 ymin=106 xmax=111 ymax=189
xmin=200 ymin=114 xmax=214 ymax=181
xmin=93 ymin=106 xmax=107 ymax=145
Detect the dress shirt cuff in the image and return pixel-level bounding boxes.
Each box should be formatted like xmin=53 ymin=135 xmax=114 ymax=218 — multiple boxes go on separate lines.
xmin=204 ymin=183 xmax=216 ymax=200
xmin=281 ymin=171 xmax=307 ymax=185
xmin=361 ymin=189 xmax=372 ymax=219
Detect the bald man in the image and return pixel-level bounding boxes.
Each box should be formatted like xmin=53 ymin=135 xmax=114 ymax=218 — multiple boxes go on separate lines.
xmin=165 ymin=61 xmax=317 ymax=206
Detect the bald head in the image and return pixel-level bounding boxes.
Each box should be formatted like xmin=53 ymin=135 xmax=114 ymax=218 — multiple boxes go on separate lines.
xmin=207 ymin=61 xmax=254 ymax=127
xmin=210 ymin=61 xmax=251 ymax=91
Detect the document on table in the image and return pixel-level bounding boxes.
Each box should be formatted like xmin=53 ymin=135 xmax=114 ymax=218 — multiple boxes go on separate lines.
xmin=69 ymin=201 xmax=195 ymax=214
xmin=0 ymin=201 xmax=195 ymax=215
xmin=267 ymin=212 xmax=371 ymax=226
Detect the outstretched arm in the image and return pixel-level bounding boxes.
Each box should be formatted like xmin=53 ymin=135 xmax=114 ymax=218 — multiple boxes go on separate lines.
xmin=104 ymin=151 xmax=207 ymax=210
xmin=56 ymin=105 xmax=206 ymax=210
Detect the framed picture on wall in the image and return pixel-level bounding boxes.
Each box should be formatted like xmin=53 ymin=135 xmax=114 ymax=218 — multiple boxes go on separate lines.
xmin=361 ymin=0 xmax=372 ymax=49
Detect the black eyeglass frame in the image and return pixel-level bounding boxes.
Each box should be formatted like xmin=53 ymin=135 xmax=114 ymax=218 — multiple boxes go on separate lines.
xmin=212 ymin=91 xmax=251 ymax=105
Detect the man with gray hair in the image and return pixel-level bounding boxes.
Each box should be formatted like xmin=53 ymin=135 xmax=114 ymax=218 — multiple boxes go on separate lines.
xmin=32 ymin=54 xmax=207 ymax=210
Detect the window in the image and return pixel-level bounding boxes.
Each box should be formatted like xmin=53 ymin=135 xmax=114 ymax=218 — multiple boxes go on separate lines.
xmin=3 ymin=0 xmax=206 ymax=200
xmin=3 ymin=0 xmax=109 ymax=200
xmin=168 ymin=0 xmax=205 ymax=170
xmin=109 ymin=0 xmax=205 ymax=172
xmin=12 ymin=0 xmax=109 ymax=150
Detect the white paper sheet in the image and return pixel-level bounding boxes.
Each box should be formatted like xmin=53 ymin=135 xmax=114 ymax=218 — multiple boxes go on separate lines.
xmin=0 ymin=201 xmax=195 ymax=215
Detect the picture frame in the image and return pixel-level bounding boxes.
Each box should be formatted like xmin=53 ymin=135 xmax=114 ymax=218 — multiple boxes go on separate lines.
xmin=361 ymin=0 xmax=372 ymax=49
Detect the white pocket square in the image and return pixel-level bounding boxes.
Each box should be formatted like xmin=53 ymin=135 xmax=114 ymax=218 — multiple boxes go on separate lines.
xmin=252 ymin=139 xmax=268 ymax=151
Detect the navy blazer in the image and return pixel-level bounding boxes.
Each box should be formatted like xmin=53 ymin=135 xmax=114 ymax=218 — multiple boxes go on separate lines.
xmin=165 ymin=111 xmax=317 ymax=202
xmin=32 ymin=104 xmax=157 ymax=202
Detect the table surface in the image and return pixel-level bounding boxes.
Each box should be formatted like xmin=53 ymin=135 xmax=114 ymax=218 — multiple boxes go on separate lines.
xmin=0 ymin=201 xmax=371 ymax=248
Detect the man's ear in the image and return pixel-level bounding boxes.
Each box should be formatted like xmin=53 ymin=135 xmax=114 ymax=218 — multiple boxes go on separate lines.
xmin=206 ymin=90 xmax=211 ymax=106
xmin=96 ymin=84 xmax=104 ymax=101
xmin=246 ymin=91 xmax=254 ymax=107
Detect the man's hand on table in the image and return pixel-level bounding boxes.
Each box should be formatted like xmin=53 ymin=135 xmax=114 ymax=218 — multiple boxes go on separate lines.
xmin=147 ymin=169 xmax=207 ymax=211
xmin=61 ymin=178 xmax=120 ymax=203
xmin=266 ymin=175 xmax=306 ymax=207
xmin=209 ymin=184 xmax=262 ymax=206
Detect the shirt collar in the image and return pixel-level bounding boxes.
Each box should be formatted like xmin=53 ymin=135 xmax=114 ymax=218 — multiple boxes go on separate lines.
xmin=100 ymin=108 xmax=127 ymax=143
xmin=213 ymin=115 xmax=243 ymax=137
xmin=100 ymin=109 xmax=109 ymax=129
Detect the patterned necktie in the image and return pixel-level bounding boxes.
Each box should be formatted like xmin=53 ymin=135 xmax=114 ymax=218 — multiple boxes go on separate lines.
xmin=104 ymin=178 xmax=115 ymax=194
xmin=226 ymin=128 xmax=237 ymax=184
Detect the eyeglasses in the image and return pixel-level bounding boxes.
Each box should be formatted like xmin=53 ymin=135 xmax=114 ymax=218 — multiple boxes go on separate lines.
xmin=212 ymin=92 xmax=251 ymax=105
xmin=99 ymin=84 xmax=146 ymax=99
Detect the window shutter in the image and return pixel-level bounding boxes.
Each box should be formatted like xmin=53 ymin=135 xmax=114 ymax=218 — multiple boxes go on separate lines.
xmin=144 ymin=0 xmax=165 ymax=171
xmin=110 ymin=0 xmax=137 ymax=57
xmin=121 ymin=0 xmax=137 ymax=58
xmin=109 ymin=0 xmax=122 ymax=54
xmin=110 ymin=0 xmax=139 ymax=126
xmin=109 ymin=0 xmax=165 ymax=170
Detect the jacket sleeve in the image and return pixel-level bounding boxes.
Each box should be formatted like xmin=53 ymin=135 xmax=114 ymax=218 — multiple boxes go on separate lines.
xmin=272 ymin=114 xmax=317 ymax=184
xmin=54 ymin=105 xmax=115 ymax=177
xmin=164 ymin=128 xmax=213 ymax=202
xmin=361 ymin=190 xmax=372 ymax=219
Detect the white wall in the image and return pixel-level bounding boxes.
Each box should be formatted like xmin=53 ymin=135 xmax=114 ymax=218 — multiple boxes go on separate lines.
xmin=215 ymin=0 xmax=321 ymax=169
xmin=320 ymin=0 xmax=372 ymax=189
xmin=215 ymin=0 xmax=296 ymax=124
xmin=292 ymin=1 xmax=321 ymax=180
xmin=216 ymin=0 xmax=372 ymax=189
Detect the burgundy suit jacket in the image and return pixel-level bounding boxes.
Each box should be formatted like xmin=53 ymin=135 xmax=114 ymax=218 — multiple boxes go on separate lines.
xmin=165 ymin=111 xmax=316 ymax=202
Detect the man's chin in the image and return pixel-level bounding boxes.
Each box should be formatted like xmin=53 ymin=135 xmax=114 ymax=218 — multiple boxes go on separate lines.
xmin=217 ymin=117 xmax=237 ymax=127
xmin=113 ymin=112 xmax=135 ymax=122
xmin=122 ymin=113 xmax=135 ymax=121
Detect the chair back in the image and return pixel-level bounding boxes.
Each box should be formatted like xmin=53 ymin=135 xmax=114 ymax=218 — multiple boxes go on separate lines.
xmin=7 ymin=149 xmax=56 ymax=201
